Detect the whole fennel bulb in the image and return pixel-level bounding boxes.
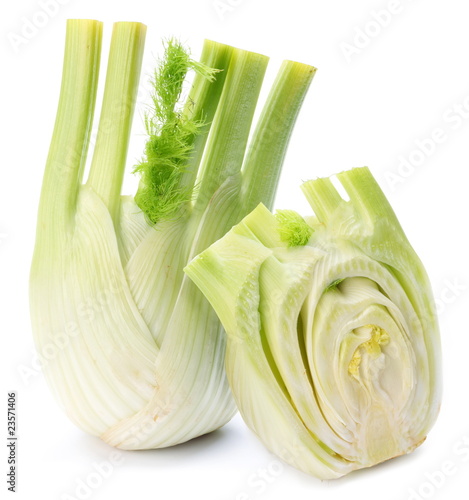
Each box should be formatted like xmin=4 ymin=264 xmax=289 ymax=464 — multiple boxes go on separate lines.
xmin=29 ymin=19 xmax=315 ymax=448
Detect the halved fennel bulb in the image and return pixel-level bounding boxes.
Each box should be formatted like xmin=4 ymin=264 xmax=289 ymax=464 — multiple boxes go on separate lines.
xmin=185 ymin=167 xmax=442 ymax=478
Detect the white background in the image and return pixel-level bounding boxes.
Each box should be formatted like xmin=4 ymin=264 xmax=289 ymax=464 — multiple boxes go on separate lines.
xmin=1 ymin=0 xmax=469 ymax=499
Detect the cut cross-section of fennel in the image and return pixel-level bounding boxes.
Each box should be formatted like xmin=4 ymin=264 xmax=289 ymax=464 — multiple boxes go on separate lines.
xmin=185 ymin=166 xmax=441 ymax=478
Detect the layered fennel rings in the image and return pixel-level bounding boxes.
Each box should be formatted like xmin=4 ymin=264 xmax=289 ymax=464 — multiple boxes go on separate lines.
xmin=185 ymin=167 xmax=441 ymax=479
